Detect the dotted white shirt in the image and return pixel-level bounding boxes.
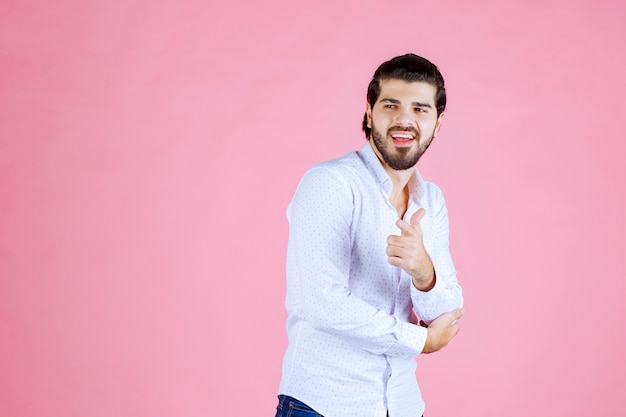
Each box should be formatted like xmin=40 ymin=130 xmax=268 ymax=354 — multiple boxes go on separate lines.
xmin=278 ymin=142 xmax=463 ymax=417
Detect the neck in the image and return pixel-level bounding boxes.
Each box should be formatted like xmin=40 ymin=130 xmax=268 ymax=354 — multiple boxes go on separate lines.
xmin=369 ymin=141 xmax=414 ymax=218
xmin=384 ymin=164 xmax=413 ymax=189
xmin=387 ymin=167 xmax=412 ymax=219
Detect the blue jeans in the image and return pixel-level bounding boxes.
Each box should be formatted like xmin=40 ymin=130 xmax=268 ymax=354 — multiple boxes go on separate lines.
xmin=275 ymin=395 xmax=324 ymax=417
xmin=275 ymin=395 xmax=423 ymax=417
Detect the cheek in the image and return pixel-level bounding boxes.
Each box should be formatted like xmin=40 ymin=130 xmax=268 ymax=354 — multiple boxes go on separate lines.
xmin=419 ymin=119 xmax=437 ymax=133
xmin=373 ymin=115 xmax=390 ymax=130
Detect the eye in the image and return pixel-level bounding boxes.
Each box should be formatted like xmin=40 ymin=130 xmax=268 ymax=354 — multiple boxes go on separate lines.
xmin=414 ymin=107 xmax=426 ymax=113
xmin=384 ymin=104 xmax=396 ymax=109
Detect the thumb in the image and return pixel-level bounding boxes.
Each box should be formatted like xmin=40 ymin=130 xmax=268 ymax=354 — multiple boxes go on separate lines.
xmin=410 ymin=208 xmax=426 ymax=228
xmin=440 ymin=308 xmax=464 ymax=324
xmin=450 ymin=307 xmax=465 ymax=323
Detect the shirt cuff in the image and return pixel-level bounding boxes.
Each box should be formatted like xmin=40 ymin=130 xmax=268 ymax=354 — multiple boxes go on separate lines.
xmin=396 ymin=320 xmax=427 ymax=356
xmin=410 ymin=270 xmax=445 ymax=299
xmin=409 ymin=272 xmax=452 ymax=325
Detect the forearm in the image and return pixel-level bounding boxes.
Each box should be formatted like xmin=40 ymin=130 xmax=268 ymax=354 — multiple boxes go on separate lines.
xmin=288 ymin=232 xmax=427 ymax=359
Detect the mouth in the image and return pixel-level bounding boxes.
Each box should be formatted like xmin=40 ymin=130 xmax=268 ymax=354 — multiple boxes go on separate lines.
xmin=389 ymin=131 xmax=416 ymax=147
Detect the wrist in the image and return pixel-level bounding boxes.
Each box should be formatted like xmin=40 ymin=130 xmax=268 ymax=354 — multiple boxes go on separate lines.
xmin=412 ymin=267 xmax=436 ymax=291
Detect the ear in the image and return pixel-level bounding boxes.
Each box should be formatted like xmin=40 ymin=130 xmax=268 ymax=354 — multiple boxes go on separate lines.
xmin=433 ymin=111 xmax=444 ymax=138
xmin=366 ymin=103 xmax=372 ymax=128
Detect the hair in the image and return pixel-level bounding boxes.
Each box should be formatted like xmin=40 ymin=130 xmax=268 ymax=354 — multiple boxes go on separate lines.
xmin=362 ymin=53 xmax=446 ymax=139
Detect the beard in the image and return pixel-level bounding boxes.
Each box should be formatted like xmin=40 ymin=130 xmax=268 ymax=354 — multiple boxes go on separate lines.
xmin=370 ymin=121 xmax=434 ymax=171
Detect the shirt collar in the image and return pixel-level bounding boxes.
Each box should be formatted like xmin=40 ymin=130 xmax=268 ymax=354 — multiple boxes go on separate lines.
xmin=357 ymin=141 xmax=426 ymax=203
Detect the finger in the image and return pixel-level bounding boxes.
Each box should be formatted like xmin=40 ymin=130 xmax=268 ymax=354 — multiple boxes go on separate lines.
xmin=386 ymin=235 xmax=401 ymax=246
xmin=431 ymin=308 xmax=465 ymax=328
xmin=446 ymin=312 xmax=462 ymax=332
xmin=387 ymin=255 xmax=404 ymax=268
xmin=386 ymin=235 xmax=414 ymax=247
xmin=386 ymin=244 xmax=415 ymax=259
xmin=387 ymin=255 xmax=413 ymax=271
xmin=386 ymin=245 xmax=397 ymax=256
xmin=446 ymin=308 xmax=465 ymax=326
xmin=410 ymin=208 xmax=426 ymax=228
xmin=388 ymin=236 xmax=422 ymax=253
xmin=450 ymin=322 xmax=460 ymax=336
xmin=452 ymin=307 xmax=465 ymax=320
xmin=396 ymin=219 xmax=415 ymax=237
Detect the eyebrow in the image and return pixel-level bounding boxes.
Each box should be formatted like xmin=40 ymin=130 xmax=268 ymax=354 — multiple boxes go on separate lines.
xmin=380 ymin=98 xmax=433 ymax=108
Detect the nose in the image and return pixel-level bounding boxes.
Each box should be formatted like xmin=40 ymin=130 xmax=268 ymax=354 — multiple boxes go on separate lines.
xmin=393 ymin=106 xmax=415 ymax=127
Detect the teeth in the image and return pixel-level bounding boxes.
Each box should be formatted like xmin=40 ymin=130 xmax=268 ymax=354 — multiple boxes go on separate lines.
xmin=392 ymin=134 xmax=413 ymax=139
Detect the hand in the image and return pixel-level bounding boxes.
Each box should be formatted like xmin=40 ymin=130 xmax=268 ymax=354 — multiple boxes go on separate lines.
xmin=422 ymin=308 xmax=464 ymax=354
xmin=386 ymin=208 xmax=435 ymax=290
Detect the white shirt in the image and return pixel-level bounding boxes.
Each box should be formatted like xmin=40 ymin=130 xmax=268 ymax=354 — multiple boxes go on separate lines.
xmin=278 ymin=142 xmax=463 ymax=417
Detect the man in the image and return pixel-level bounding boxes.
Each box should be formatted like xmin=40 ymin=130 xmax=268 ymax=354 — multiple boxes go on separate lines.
xmin=275 ymin=54 xmax=464 ymax=417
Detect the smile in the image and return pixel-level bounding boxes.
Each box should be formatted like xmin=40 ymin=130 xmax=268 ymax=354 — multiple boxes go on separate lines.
xmin=390 ymin=133 xmax=414 ymax=140
xmin=390 ymin=131 xmax=416 ymax=147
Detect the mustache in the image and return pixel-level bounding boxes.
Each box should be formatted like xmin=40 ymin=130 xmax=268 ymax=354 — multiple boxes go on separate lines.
xmin=386 ymin=126 xmax=419 ymax=136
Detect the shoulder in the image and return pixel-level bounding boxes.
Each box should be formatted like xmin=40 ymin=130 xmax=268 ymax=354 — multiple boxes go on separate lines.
xmin=414 ymin=173 xmax=448 ymax=212
xmin=297 ymin=151 xmax=364 ymax=191
xmin=288 ymin=153 xmax=364 ymax=225
xmin=309 ymin=150 xmax=363 ymax=175
xmin=421 ymin=179 xmax=444 ymax=200
xmin=289 ymin=151 xmax=367 ymax=215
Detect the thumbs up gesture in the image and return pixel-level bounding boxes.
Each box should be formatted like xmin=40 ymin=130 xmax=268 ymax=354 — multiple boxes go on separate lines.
xmin=386 ymin=208 xmax=436 ymax=291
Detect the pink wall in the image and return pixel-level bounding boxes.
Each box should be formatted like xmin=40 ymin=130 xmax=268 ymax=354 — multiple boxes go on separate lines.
xmin=2 ymin=1 xmax=625 ymax=416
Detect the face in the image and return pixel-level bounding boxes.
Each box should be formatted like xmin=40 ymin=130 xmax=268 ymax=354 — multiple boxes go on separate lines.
xmin=366 ymin=79 xmax=444 ymax=171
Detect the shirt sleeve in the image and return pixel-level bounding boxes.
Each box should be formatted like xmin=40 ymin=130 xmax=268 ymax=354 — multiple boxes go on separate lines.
xmin=409 ymin=187 xmax=463 ymax=324
xmin=286 ymin=166 xmax=426 ymax=359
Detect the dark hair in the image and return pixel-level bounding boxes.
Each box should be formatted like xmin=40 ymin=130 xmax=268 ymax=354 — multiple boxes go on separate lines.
xmin=362 ymin=53 xmax=446 ymax=139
